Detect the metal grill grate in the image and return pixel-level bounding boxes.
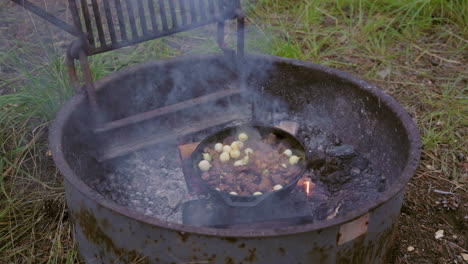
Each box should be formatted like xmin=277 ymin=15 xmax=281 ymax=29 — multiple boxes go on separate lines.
xmin=12 ymin=0 xmax=242 ymax=56
xmin=68 ymin=0 xmax=240 ymax=55
xmin=11 ymin=0 xmax=246 ymax=161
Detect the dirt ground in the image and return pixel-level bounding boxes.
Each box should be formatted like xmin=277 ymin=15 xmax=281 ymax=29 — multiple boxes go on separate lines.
xmin=394 ymin=175 xmax=467 ymax=263
xmin=1 ymin=1 xmax=466 ymax=263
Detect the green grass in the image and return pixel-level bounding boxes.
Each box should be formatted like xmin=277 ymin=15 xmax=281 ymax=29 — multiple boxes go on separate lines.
xmin=0 ymin=32 xmax=180 ymax=263
xmin=248 ymin=0 xmax=467 ymax=184
xmin=418 ymin=77 xmax=467 ymax=185
xmin=1 ymin=0 xmax=467 ymax=262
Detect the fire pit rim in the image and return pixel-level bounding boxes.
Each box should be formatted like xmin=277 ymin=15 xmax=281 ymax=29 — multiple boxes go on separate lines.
xmin=50 ymin=53 xmax=421 ymax=237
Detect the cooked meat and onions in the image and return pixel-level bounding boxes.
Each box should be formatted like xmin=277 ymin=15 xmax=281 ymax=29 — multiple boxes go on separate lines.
xmin=199 ymin=132 xmax=302 ymax=196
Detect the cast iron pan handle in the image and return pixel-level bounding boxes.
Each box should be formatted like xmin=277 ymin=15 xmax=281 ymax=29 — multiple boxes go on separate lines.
xmin=218 ymin=191 xmax=270 ymax=207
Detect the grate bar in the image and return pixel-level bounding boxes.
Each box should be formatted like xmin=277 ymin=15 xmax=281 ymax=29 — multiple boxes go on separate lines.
xmin=207 ymin=0 xmax=215 ymax=20
xmin=136 ymin=0 xmax=149 ymax=35
xmin=179 ymin=0 xmax=187 ymax=25
xmin=158 ymin=0 xmax=169 ymax=31
xmin=147 ymin=0 xmax=158 ymax=32
xmin=189 ymin=0 xmax=197 ymax=23
xmin=126 ymin=0 xmax=139 ymax=38
xmin=91 ymin=0 xmax=107 ymax=48
xmin=216 ymin=0 xmax=223 ymax=18
xmin=80 ymin=0 xmax=95 ymax=47
xmin=90 ymin=19 xmax=228 ymax=54
xmin=68 ymin=0 xmax=83 ymax=33
xmin=11 ymin=0 xmax=80 ymax=37
xmin=168 ymin=0 xmax=178 ymax=28
xmin=94 ymin=87 xmax=241 ymax=133
xmin=237 ymin=15 xmax=245 ymax=58
xmin=98 ymin=112 xmax=245 ymax=162
xmin=199 ymin=0 xmax=206 ymax=21
xmin=103 ymin=0 xmax=117 ymax=44
xmin=114 ymin=0 xmax=128 ymax=41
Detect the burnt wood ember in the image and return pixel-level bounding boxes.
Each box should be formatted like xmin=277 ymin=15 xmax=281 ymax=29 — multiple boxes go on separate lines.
xmin=326 ymin=145 xmax=356 ymax=159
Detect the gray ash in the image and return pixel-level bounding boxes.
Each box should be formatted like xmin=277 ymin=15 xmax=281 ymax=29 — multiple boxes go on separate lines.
xmin=87 ymin=122 xmax=388 ymax=225
xmin=89 ymin=146 xmax=206 ymax=224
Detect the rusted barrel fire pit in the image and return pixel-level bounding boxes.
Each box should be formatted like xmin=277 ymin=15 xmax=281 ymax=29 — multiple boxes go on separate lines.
xmin=50 ymin=53 xmax=421 ymax=264
xmin=12 ymin=0 xmax=421 ymax=263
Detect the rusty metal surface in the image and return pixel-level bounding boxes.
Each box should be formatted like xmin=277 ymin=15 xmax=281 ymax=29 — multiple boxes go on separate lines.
xmin=50 ymin=54 xmax=422 ymax=263
xmin=65 ymin=178 xmax=403 ymax=263
xmin=78 ymin=50 xmax=99 ymax=112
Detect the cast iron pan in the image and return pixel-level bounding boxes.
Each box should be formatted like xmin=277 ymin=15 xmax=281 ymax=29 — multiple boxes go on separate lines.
xmin=192 ymin=124 xmax=306 ymax=207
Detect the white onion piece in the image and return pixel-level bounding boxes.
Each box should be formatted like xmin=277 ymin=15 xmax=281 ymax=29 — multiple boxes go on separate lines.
xmin=233 ymin=160 xmax=244 ymax=167
xmin=273 ymin=184 xmax=283 ymax=191
xmin=220 ymin=152 xmax=230 ymax=162
xmin=222 ymin=145 xmax=232 ymax=153
xmin=238 ymin=132 xmax=248 ymax=141
xmin=244 ymin=148 xmax=253 ymax=155
xmin=202 ymin=153 xmax=212 ymax=161
xmin=230 ymin=141 xmax=240 ymax=150
xmin=289 ymin=155 xmax=300 ymax=165
xmin=198 ymin=160 xmax=211 ymax=171
xmin=214 ymin=143 xmax=223 ymax=152
xmin=230 ymin=150 xmax=241 ymax=159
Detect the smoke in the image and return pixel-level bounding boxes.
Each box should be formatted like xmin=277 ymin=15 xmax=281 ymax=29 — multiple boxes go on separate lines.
xmin=73 ymin=5 xmax=297 ymax=225
xmin=65 ymin=0 xmax=385 ymax=228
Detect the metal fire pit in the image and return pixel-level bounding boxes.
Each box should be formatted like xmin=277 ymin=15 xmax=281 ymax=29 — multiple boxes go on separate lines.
xmin=14 ymin=0 xmax=421 ymax=263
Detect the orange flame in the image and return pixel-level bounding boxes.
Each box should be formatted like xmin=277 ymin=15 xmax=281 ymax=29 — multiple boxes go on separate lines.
xmin=298 ymin=177 xmax=313 ymax=197
xmin=304 ymin=181 xmax=310 ymax=196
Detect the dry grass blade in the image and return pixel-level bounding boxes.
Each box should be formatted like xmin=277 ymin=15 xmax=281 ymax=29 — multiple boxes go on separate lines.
xmin=413 ymin=44 xmax=462 ymax=64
